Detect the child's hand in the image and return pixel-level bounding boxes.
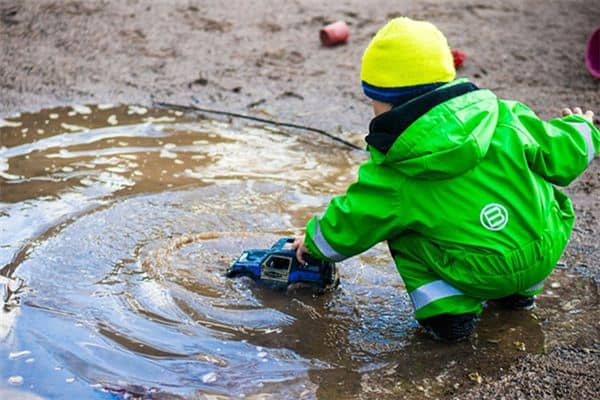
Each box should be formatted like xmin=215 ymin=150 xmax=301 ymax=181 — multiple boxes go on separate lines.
xmin=561 ymin=107 xmax=594 ymax=123
xmin=291 ymin=235 xmax=308 ymax=264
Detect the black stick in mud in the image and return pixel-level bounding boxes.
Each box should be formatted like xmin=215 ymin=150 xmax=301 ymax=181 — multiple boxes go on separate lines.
xmin=151 ymin=97 xmax=364 ymax=151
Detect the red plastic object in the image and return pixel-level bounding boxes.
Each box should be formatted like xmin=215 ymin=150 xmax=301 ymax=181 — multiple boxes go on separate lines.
xmin=451 ymin=49 xmax=466 ymax=69
xmin=320 ymin=21 xmax=349 ymax=46
xmin=585 ymin=26 xmax=600 ymax=79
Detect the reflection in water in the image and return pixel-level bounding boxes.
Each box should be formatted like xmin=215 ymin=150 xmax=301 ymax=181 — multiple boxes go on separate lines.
xmin=0 ymin=105 xmax=557 ymax=399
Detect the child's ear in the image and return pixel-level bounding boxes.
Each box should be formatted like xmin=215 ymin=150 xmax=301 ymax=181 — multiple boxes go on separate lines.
xmin=372 ymin=100 xmax=393 ymax=117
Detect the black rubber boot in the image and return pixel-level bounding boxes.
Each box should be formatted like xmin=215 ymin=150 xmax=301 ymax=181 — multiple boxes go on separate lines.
xmin=419 ymin=313 xmax=477 ymax=342
xmin=494 ymin=294 xmax=535 ymax=310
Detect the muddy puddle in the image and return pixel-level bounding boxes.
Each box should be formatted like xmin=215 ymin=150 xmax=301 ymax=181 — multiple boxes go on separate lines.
xmin=1 ymin=105 xmax=597 ymax=399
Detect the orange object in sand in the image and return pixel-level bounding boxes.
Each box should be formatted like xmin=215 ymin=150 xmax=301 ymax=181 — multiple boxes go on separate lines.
xmin=320 ymin=21 xmax=349 ymax=46
xmin=451 ymin=49 xmax=466 ymax=69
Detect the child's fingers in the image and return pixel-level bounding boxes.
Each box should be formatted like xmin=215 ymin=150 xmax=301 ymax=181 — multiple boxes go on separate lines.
xmin=561 ymin=108 xmax=595 ymax=123
xmin=296 ymin=247 xmax=306 ymax=264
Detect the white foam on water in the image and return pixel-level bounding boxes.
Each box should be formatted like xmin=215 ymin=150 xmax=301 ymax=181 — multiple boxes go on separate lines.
xmin=8 ymin=350 xmax=31 ymax=360
xmin=143 ymin=116 xmax=176 ymax=123
xmin=127 ymin=105 xmax=148 ymax=115
xmin=159 ymin=149 xmax=177 ymax=159
xmin=201 ymin=372 xmax=217 ymax=383
xmin=8 ymin=376 xmax=23 ymax=385
xmin=61 ymin=123 xmax=88 ymax=132
xmin=0 ymin=118 xmax=22 ymax=128
xmin=71 ymin=105 xmax=92 ymax=115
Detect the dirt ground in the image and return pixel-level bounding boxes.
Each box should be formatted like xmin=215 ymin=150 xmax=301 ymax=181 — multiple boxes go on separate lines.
xmin=1 ymin=0 xmax=599 ymax=399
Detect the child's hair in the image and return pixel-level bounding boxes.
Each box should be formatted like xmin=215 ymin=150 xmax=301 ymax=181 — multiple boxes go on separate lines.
xmin=360 ymin=17 xmax=456 ymax=106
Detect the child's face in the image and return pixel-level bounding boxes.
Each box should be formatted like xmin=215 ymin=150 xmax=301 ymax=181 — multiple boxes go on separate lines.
xmin=372 ymin=100 xmax=392 ymax=117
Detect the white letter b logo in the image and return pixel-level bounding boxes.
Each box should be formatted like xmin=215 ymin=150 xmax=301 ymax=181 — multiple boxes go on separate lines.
xmin=480 ymin=203 xmax=508 ymax=231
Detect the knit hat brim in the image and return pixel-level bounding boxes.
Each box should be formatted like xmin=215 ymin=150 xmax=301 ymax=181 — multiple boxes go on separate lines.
xmin=362 ymin=81 xmax=445 ymax=105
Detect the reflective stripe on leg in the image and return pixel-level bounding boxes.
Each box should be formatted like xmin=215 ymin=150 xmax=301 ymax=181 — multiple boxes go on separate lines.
xmin=525 ymin=280 xmax=544 ymax=292
xmin=409 ymin=280 xmax=464 ymax=311
xmin=413 ymin=294 xmax=485 ymax=321
xmin=520 ymin=279 xmax=545 ymax=296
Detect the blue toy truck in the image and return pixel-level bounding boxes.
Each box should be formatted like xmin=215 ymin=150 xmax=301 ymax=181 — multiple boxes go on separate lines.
xmin=226 ymin=238 xmax=339 ymax=290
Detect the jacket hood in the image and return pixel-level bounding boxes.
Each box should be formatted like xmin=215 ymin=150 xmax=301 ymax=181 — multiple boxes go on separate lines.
xmin=367 ymin=79 xmax=499 ymax=179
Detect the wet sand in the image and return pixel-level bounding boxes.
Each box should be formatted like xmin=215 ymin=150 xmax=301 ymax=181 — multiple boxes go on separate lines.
xmin=1 ymin=0 xmax=600 ymax=399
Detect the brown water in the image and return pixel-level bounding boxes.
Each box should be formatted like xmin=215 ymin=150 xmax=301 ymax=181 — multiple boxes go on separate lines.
xmin=0 ymin=105 xmax=592 ymax=399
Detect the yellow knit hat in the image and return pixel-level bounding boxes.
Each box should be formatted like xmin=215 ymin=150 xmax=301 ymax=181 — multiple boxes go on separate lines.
xmin=361 ymin=18 xmax=456 ymax=90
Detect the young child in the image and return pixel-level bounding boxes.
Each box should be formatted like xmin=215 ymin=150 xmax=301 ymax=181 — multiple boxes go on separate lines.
xmin=292 ymin=17 xmax=599 ymax=341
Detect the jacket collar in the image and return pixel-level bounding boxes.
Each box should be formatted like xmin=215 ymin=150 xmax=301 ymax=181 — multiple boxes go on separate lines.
xmin=366 ymin=81 xmax=480 ymax=154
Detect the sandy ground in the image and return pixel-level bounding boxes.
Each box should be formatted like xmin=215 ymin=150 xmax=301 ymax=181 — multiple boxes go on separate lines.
xmin=1 ymin=0 xmax=599 ymax=399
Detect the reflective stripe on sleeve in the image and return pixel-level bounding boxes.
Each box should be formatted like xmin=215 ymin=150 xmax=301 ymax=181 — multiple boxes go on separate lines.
xmin=524 ymin=280 xmax=544 ymax=293
xmin=312 ymin=220 xmax=347 ymax=261
xmin=567 ymin=122 xmax=595 ymax=164
xmin=409 ymin=280 xmax=464 ymax=311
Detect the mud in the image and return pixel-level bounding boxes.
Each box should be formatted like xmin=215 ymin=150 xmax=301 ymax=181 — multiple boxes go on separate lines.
xmin=1 ymin=106 xmax=598 ymax=400
xmin=1 ymin=0 xmax=600 ymax=399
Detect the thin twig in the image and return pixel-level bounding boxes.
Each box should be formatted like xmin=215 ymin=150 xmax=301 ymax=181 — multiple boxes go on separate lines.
xmin=151 ymin=98 xmax=364 ymax=151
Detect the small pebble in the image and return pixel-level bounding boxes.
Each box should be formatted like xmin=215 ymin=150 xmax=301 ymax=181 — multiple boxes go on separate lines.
xmin=513 ymin=341 xmax=526 ymax=351
xmin=468 ymin=372 xmax=482 ymax=384
xmin=562 ymin=299 xmax=581 ymax=311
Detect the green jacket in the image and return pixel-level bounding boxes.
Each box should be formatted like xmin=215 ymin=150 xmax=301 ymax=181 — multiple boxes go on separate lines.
xmin=304 ymin=79 xmax=599 ymax=299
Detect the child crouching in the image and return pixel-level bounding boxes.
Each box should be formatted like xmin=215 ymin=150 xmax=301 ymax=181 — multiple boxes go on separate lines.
xmin=293 ymin=17 xmax=599 ymax=341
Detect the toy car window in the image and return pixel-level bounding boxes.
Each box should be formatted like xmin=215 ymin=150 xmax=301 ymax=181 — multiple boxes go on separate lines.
xmin=267 ymin=256 xmax=291 ymax=270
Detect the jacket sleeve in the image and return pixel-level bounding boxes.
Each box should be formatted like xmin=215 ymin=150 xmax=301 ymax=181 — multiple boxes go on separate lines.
xmin=303 ymin=161 xmax=404 ymax=262
xmin=514 ymin=103 xmax=600 ymax=186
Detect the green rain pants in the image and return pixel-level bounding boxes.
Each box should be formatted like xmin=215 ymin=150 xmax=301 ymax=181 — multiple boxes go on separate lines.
xmin=392 ymin=227 xmax=570 ymax=321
